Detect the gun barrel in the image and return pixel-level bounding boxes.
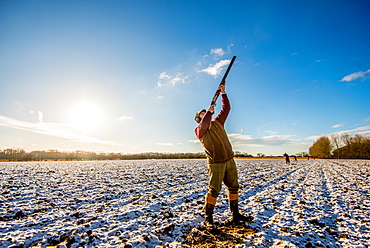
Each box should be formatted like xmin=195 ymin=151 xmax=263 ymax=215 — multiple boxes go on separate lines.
xmin=210 ymin=56 xmax=236 ymax=105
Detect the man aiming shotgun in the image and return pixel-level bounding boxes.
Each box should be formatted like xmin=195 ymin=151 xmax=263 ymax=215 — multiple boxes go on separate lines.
xmin=194 ymin=57 xmax=253 ymax=226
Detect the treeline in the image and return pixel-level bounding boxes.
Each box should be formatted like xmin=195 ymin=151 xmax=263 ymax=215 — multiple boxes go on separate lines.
xmin=0 ymin=148 xmax=254 ymax=161
xmin=309 ymin=133 xmax=370 ymax=159
xmin=0 ymin=148 xmax=204 ymax=161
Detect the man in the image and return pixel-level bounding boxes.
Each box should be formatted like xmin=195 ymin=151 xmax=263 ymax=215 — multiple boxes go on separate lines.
xmin=194 ymin=82 xmax=252 ymax=226
xmin=283 ymin=153 xmax=290 ymax=165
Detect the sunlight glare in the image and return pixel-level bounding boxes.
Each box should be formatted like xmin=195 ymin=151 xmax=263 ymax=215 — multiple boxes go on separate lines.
xmin=68 ymin=102 xmax=103 ymax=132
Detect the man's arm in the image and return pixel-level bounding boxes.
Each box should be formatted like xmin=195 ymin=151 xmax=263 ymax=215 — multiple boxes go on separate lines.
xmin=194 ymin=105 xmax=214 ymax=139
xmin=215 ymin=93 xmax=230 ymax=126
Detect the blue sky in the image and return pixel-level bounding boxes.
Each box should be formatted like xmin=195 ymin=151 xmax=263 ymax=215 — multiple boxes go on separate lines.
xmin=1 ymin=0 xmax=369 ymax=156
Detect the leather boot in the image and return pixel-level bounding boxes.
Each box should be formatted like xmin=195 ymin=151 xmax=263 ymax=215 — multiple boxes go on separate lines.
xmin=229 ymin=200 xmax=253 ymax=224
xmin=204 ymin=203 xmax=215 ymax=225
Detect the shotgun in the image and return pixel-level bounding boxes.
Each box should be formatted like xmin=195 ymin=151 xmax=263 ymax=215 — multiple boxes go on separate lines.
xmin=210 ymin=56 xmax=236 ymax=105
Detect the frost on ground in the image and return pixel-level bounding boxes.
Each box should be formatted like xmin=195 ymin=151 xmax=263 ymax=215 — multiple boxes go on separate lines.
xmin=0 ymin=159 xmax=369 ymax=248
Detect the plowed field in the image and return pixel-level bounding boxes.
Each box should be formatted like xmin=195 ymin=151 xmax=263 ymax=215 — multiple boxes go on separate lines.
xmin=1 ymin=159 xmax=369 ymax=247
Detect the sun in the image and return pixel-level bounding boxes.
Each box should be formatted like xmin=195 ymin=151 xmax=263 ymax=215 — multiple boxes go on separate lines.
xmin=68 ymin=102 xmax=103 ymax=132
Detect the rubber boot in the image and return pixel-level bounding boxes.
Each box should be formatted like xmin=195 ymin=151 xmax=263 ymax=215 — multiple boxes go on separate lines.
xmin=229 ymin=200 xmax=253 ymax=224
xmin=204 ymin=203 xmax=215 ymax=225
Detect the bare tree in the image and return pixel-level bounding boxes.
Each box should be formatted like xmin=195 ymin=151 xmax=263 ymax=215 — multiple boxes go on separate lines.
xmin=341 ymin=133 xmax=351 ymax=146
xmin=331 ymin=133 xmax=342 ymax=158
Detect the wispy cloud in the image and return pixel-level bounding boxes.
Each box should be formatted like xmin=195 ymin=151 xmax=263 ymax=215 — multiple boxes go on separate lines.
xmin=0 ymin=115 xmax=119 ymax=145
xmin=265 ymin=130 xmax=278 ymax=135
xmin=227 ymin=44 xmax=234 ymax=53
xmin=157 ymin=45 xmax=234 ymax=87
xmin=157 ymin=72 xmax=189 ymax=87
xmin=340 ymin=69 xmax=370 ymax=82
xmin=190 ymin=133 xmax=309 ymax=149
xmin=331 ymin=123 xmax=343 ymax=128
xmin=210 ymin=44 xmax=233 ymax=57
xmin=335 ymin=125 xmax=370 ymax=135
xmin=257 ymin=123 xmax=277 ymax=135
xmin=199 ymin=59 xmax=231 ymax=77
xmin=211 ymin=48 xmax=225 ymax=57
xmin=158 ymin=143 xmax=173 ymax=147
xmin=306 ymin=124 xmax=370 ymax=142
xmin=118 ymin=116 xmax=134 ymax=121
xmin=228 ymin=133 xmax=297 ymax=147
xmin=37 ymin=111 xmax=43 ymax=123
xmin=305 ymin=135 xmax=321 ymax=141
xmin=159 ymin=72 xmax=171 ymax=80
xmin=170 ymin=73 xmax=189 ymax=85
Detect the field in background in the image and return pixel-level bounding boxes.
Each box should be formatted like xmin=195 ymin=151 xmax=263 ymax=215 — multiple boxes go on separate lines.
xmin=0 ymin=159 xmax=369 ymax=247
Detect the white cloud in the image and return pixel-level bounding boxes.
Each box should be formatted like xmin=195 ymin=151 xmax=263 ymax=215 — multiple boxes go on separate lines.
xmin=118 ymin=116 xmax=133 ymax=121
xmin=191 ymin=132 xmax=311 ymax=154
xmin=305 ymin=135 xmax=321 ymax=141
xmin=211 ymin=48 xmax=225 ymax=56
xmin=210 ymin=44 xmax=233 ymax=57
xmin=331 ymin=123 xmax=343 ymax=128
xmin=159 ymin=72 xmax=171 ymax=80
xmin=227 ymin=44 xmax=234 ymax=53
xmin=340 ymin=69 xmax=370 ymax=82
xmin=304 ymin=124 xmax=370 ymax=144
xmin=199 ymin=59 xmax=231 ymax=77
xmin=170 ymin=77 xmax=181 ymax=85
xmin=265 ymin=130 xmax=278 ymax=135
xmin=228 ymin=133 xmax=297 ymax=147
xmin=157 ymin=45 xmax=234 ymax=87
xmin=291 ymin=52 xmax=299 ymax=56
xmin=158 ymin=143 xmax=173 ymax=147
xmin=0 ymin=115 xmax=119 ymax=145
xmin=170 ymin=73 xmax=188 ymax=85
xmin=157 ymin=72 xmax=189 ymax=87
xmin=228 ymin=133 xmax=253 ymax=140
xmin=38 ymin=111 xmax=43 ymax=123
xmin=337 ymin=125 xmax=370 ymax=135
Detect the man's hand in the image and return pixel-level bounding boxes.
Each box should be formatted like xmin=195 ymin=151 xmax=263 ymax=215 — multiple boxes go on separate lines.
xmin=208 ymin=104 xmax=215 ymax=114
xmin=218 ymin=81 xmax=226 ymax=94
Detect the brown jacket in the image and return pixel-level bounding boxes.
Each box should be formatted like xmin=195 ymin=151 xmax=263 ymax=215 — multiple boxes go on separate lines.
xmin=194 ymin=94 xmax=234 ymax=163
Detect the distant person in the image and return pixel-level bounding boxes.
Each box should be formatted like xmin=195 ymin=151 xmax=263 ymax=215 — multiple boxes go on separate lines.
xmin=194 ymin=82 xmax=253 ymax=226
xmin=283 ymin=153 xmax=290 ymax=165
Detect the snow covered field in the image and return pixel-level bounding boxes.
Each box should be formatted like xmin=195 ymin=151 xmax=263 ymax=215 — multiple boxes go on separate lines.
xmin=0 ymin=159 xmax=369 ymax=247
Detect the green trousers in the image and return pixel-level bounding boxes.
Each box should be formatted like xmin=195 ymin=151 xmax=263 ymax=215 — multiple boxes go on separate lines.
xmin=207 ymin=158 xmax=239 ymax=198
